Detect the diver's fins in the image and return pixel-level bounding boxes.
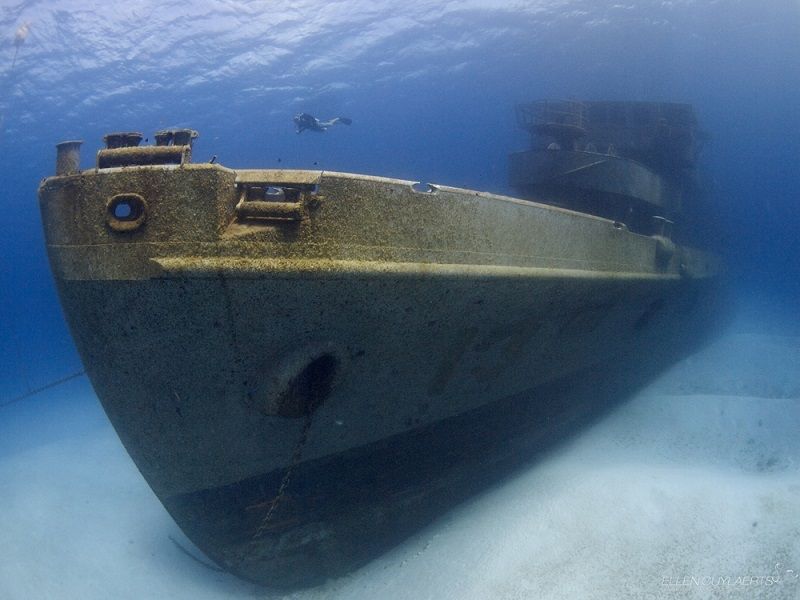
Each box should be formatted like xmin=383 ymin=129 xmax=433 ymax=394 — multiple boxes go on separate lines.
xmin=336 ymin=117 xmax=352 ymax=126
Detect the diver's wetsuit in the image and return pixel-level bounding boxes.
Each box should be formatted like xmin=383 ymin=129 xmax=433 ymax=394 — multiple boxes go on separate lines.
xmin=294 ymin=113 xmax=352 ymax=133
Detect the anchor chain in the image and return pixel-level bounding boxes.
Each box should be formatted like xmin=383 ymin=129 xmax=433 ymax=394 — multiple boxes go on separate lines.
xmin=252 ymin=411 xmax=314 ymax=540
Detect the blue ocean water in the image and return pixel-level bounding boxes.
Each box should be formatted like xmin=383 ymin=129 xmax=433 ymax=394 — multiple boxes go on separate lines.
xmin=1 ymin=1 xmax=799 ymax=598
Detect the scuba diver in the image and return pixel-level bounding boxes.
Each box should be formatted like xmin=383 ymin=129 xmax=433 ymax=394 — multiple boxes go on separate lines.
xmin=293 ymin=113 xmax=352 ymax=134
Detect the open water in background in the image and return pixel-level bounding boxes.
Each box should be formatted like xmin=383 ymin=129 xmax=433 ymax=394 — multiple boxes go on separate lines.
xmin=1 ymin=1 xmax=799 ymax=598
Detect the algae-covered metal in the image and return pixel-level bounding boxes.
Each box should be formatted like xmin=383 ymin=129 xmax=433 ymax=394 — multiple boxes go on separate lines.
xmin=39 ymin=120 xmax=722 ymax=588
xmin=511 ymin=100 xmax=705 ymax=235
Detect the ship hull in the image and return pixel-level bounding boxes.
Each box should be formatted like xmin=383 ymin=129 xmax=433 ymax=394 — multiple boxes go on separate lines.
xmin=39 ymin=166 xmax=722 ymax=587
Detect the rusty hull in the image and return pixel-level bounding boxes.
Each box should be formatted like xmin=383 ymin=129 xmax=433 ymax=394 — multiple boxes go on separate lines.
xmin=39 ymin=161 xmax=721 ymax=587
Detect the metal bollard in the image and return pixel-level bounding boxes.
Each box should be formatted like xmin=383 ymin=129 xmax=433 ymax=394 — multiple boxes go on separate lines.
xmin=172 ymin=129 xmax=198 ymax=147
xmin=103 ymin=132 xmax=143 ymax=149
xmin=55 ymin=140 xmax=83 ymax=175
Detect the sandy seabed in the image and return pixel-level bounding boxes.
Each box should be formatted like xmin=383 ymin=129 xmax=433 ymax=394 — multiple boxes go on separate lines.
xmin=2 ymin=301 xmax=799 ymax=600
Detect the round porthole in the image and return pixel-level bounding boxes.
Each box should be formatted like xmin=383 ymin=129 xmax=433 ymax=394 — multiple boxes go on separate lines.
xmin=106 ymin=193 xmax=147 ymax=232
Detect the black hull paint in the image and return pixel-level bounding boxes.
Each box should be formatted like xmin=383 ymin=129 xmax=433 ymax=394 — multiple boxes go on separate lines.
xmin=165 ymin=329 xmax=714 ymax=589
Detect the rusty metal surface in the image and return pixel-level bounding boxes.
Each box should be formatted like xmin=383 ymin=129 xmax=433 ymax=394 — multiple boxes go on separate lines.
xmin=97 ymin=145 xmax=191 ymax=168
xmin=37 ymin=161 xmax=721 ymax=483
xmin=509 ymin=149 xmax=672 ymax=208
xmin=38 ymin=159 xmax=723 ymax=587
